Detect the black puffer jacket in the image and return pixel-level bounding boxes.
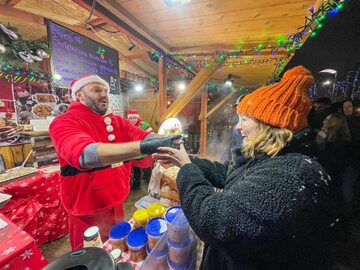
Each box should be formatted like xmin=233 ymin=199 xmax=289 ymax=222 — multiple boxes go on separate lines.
xmin=176 ymin=144 xmax=338 ymax=270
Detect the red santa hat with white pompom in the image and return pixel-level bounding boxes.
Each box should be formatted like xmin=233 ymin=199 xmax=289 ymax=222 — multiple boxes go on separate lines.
xmin=127 ymin=109 xmax=139 ymax=118
xmin=71 ymin=75 xmax=109 ymax=100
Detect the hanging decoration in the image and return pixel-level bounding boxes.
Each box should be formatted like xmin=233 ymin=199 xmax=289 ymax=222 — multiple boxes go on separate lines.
xmin=0 ymin=63 xmax=51 ymax=84
xmin=0 ymin=24 xmax=50 ymax=70
xmin=119 ymin=70 xmax=159 ymax=88
xmin=146 ymin=0 xmax=345 ymax=79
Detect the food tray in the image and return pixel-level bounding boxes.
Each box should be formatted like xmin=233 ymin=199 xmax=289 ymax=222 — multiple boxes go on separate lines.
xmin=0 ymin=193 xmax=12 ymax=208
xmin=0 ymin=167 xmax=38 ymax=185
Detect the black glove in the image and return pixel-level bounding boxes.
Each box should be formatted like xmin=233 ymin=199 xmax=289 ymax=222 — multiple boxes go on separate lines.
xmin=140 ymin=135 xmax=182 ymax=155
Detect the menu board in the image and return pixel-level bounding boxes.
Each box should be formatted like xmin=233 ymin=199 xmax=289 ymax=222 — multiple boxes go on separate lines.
xmin=47 ymin=21 xmax=120 ymax=94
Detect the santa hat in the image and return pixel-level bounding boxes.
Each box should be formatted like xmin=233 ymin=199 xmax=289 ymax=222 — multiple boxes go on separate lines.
xmin=237 ymin=66 xmax=314 ymax=132
xmin=127 ymin=109 xmax=139 ymax=118
xmin=71 ymin=75 xmax=109 ymax=100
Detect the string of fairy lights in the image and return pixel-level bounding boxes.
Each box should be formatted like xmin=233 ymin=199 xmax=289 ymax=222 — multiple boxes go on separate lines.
xmin=146 ymin=0 xmax=346 ymax=83
xmin=0 ymin=0 xmax=346 ymax=90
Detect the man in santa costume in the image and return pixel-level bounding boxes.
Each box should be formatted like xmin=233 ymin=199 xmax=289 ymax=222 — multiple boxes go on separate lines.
xmin=49 ymin=75 xmax=180 ymax=249
xmin=127 ymin=109 xmax=154 ymax=189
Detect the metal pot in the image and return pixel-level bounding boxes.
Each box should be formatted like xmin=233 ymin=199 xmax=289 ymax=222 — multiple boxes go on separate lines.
xmin=43 ymin=247 xmax=117 ymax=270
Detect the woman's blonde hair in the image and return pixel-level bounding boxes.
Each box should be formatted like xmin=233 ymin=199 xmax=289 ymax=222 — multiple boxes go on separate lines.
xmin=242 ymin=121 xmax=293 ymax=158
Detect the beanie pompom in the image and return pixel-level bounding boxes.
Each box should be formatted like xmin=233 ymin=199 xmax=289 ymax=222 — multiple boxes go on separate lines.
xmin=282 ymin=66 xmax=312 ymax=81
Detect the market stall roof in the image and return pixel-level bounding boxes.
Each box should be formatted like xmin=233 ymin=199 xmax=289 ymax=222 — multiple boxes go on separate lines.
xmin=0 ymin=0 xmax=330 ymax=87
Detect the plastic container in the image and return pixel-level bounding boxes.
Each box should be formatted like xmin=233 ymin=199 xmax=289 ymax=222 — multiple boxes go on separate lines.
xmin=109 ymin=222 xmax=131 ymax=252
xmin=146 ymin=217 xmax=167 ymax=250
xmin=165 ymin=206 xmax=190 ymax=244
xmin=83 ymin=226 xmax=103 ymax=248
xmin=133 ymin=209 xmax=150 ymax=228
xmin=147 ymin=203 xmax=166 ymax=218
xmin=146 ymin=244 xmax=168 ymax=270
xmin=167 ymin=233 xmax=193 ymax=266
xmin=126 ymin=228 xmax=148 ymax=263
xmin=167 ymin=254 xmax=193 ymax=270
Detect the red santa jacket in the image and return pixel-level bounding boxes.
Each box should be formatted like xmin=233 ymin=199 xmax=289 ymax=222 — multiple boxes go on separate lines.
xmin=49 ymin=102 xmax=149 ymax=216
xmin=131 ymin=118 xmax=154 ymax=168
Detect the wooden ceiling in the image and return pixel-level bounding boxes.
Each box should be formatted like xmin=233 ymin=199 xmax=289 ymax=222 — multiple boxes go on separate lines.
xmin=0 ymin=0 xmax=323 ymax=87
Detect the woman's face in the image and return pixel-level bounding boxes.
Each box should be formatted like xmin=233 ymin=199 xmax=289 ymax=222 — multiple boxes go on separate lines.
xmin=236 ymin=115 xmax=260 ymax=142
xmin=343 ymin=101 xmax=353 ymax=116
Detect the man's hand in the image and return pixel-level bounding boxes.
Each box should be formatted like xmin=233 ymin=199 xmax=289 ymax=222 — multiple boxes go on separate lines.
xmin=140 ymin=135 xmax=182 ymax=155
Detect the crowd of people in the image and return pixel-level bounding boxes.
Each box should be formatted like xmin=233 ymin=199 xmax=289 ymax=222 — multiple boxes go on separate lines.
xmin=49 ymin=68 xmax=360 ymax=269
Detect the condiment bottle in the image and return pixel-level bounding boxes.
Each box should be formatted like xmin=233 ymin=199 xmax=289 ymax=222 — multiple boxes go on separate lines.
xmin=111 ymin=249 xmax=122 ymax=264
xmin=133 ymin=209 xmax=149 ymax=228
xmin=83 ymin=226 xmax=103 ymax=248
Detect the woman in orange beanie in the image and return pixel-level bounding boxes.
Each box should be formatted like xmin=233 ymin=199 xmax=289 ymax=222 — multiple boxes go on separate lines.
xmin=153 ymin=66 xmax=338 ymax=270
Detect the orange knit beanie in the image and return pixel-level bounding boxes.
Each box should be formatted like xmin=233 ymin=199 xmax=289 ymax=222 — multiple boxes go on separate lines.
xmin=237 ymin=65 xmax=314 ymax=132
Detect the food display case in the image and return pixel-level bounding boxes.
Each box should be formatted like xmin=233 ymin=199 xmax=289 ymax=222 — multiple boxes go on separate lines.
xmin=20 ymin=131 xmax=58 ymax=168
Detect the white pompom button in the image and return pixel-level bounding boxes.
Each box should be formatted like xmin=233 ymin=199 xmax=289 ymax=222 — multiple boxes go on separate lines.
xmin=106 ymin=125 xmax=114 ymax=132
xmin=104 ymin=117 xmax=112 ymax=125
xmin=108 ymin=134 xmax=115 ymax=141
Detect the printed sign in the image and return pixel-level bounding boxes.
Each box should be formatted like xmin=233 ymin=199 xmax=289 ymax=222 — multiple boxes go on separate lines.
xmin=47 ymin=21 xmax=120 ymax=94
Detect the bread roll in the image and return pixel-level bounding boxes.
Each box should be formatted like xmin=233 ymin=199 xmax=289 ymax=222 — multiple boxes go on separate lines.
xmin=160 ymin=166 xmax=179 ymax=191
xmin=160 ymin=184 xmax=180 ymax=201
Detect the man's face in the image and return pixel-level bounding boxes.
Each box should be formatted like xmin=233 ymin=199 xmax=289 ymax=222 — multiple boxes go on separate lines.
xmin=77 ymin=83 xmax=109 ymax=115
xmin=343 ymin=101 xmax=353 ymax=116
xmin=128 ymin=116 xmax=138 ymax=125
xmin=312 ymin=102 xmax=326 ymax=112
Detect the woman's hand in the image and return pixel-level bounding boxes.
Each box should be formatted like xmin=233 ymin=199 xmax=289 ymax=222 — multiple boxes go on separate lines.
xmin=152 ymin=143 xmax=191 ymax=168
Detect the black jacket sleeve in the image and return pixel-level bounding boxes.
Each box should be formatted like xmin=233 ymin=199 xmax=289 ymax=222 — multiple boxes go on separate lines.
xmin=189 ymin=156 xmax=227 ymax=189
xmin=176 ymin=157 xmax=332 ymax=249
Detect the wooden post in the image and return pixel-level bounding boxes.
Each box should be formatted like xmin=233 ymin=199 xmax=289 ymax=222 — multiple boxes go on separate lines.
xmin=206 ymin=90 xmax=238 ymax=118
xmin=158 ymin=56 xmax=167 ymax=118
xmin=160 ymin=58 xmax=226 ymax=123
xmin=199 ymin=87 xmax=208 ymax=155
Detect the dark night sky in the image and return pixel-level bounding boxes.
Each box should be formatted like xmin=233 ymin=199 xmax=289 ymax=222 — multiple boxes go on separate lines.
xmin=284 ymin=0 xmax=360 ymax=81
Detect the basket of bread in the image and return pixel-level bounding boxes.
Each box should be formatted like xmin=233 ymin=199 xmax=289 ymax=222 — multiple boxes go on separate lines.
xmin=159 ymin=166 xmax=180 ymax=207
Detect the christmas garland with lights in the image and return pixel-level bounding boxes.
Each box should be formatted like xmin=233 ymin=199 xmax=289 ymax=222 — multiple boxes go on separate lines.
xmin=0 ymin=63 xmax=52 ymax=84
xmin=0 ymin=23 xmax=50 ymax=71
xmin=146 ymin=0 xmax=345 ymax=77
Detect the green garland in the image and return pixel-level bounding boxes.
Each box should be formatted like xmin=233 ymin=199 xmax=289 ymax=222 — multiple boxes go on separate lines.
xmin=0 ymin=24 xmax=50 ymax=72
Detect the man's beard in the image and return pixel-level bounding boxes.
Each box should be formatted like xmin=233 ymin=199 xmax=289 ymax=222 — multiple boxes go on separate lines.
xmin=83 ymin=93 xmax=108 ymax=115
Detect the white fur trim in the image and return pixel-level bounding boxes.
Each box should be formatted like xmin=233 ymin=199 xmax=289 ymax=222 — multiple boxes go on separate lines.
xmin=71 ymin=75 xmax=109 ymax=100
xmin=127 ymin=113 xmax=139 ymax=118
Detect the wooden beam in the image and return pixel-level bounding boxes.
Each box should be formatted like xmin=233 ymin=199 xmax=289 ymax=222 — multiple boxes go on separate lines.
xmin=5 ymin=0 xmax=22 ymax=7
xmin=127 ymin=52 xmax=149 ymax=60
xmin=160 ymin=58 xmax=226 ymax=123
xmin=159 ymin=56 xmax=167 ymax=118
xmin=206 ymin=90 xmax=238 ymax=118
xmin=74 ymin=0 xmax=195 ymax=78
xmin=172 ymin=49 xmax=286 ymax=57
xmin=0 ymin=4 xmax=153 ymax=77
xmin=149 ymin=98 xmax=159 ymax=132
xmin=99 ymin=0 xmax=171 ymax=52
xmin=199 ymin=87 xmax=208 ymax=155
xmin=74 ymin=0 xmax=158 ymax=52
xmin=0 ymin=4 xmax=45 ymax=25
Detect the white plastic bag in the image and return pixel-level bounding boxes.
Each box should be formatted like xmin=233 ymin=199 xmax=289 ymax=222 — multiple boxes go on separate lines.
xmin=147 ymin=161 xmax=165 ymax=198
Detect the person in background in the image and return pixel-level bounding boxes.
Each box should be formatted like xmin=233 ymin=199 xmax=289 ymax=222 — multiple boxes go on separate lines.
xmin=342 ymin=99 xmax=354 ymax=117
xmin=153 ymin=66 xmax=338 ymax=270
xmin=219 ymin=95 xmax=244 ymax=164
xmin=308 ymin=96 xmax=332 ymax=132
xmin=127 ymin=109 xmax=154 ymax=189
xmin=49 ymin=75 xmax=181 ymax=250
xmin=341 ymin=99 xmax=360 ymax=215
xmin=316 ymin=113 xmax=351 ymax=193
